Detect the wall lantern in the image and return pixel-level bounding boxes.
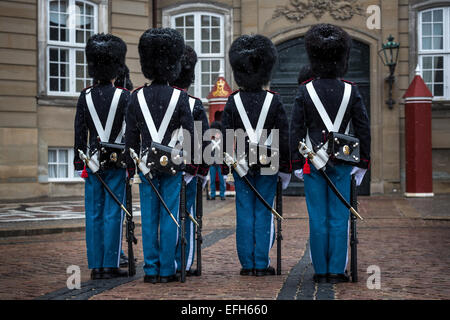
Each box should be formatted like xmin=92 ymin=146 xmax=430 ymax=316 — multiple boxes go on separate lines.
xmin=378 ymin=35 xmax=400 ymax=109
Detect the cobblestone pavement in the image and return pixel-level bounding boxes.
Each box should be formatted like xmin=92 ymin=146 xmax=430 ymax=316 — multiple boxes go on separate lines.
xmin=0 ymin=193 xmax=449 ymax=300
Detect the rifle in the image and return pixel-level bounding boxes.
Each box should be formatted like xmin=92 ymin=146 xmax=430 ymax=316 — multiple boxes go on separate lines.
xmin=195 ymin=178 xmax=203 ymax=276
xmin=129 ymin=148 xmax=180 ymax=228
xmin=179 ymin=175 xmax=187 ymax=283
xmin=350 ymin=174 xmax=358 ymax=282
xmin=276 ymin=178 xmax=283 ymax=275
xmin=125 ymin=177 xmax=137 ymax=276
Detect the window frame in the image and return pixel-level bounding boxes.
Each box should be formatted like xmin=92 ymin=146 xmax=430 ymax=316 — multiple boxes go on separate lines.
xmin=48 ymin=147 xmax=83 ymax=182
xmin=162 ymin=3 xmax=233 ymax=103
xmin=171 ymin=12 xmax=226 ymax=100
xmin=38 ymin=0 xmax=107 ymax=100
xmin=417 ymin=6 xmax=450 ymax=100
xmin=46 ymin=0 xmax=98 ymax=97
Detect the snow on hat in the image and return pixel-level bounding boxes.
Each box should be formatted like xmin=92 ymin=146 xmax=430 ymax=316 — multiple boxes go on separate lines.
xmin=229 ymin=34 xmax=278 ymax=90
xmin=138 ymin=28 xmax=185 ymax=83
xmin=305 ymin=24 xmax=351 ymax=78
xmin=85 ymin=33 xmax=127 ymax=83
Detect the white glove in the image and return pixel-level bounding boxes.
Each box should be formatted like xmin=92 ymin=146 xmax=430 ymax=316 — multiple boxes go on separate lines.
xmin=294 ymin=169 xmax=304 ymax=181
xmin=184 ymin=173 xmax=194 ymax=185
xmin=278 ymin=172 xmax=291 ymax=190
xmin=351 ymin=167 xmax=367 ymax=186
xmin=197 ymin=174 xmax=209 ymax=189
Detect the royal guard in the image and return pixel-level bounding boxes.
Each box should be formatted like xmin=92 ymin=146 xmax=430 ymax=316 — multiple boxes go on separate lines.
xmin=73 ymin=33 xmax=130 ymax=280
xmin=221 ymin=34 xmax=291 ymax=276
xmin=290 ymin=24 xmax=371 ymax=283
xmin=208 ymin=120 xmax=227 ymax=200
xmin=169 ymin=45 xmax=210 ymax=276
xmin=114 ymin=64 xmax=134 ymax=269
xmin=125 ymin=28 xmax=197 ymax=284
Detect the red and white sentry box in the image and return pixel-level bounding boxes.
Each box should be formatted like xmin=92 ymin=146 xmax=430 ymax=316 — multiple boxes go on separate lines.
xmin=403 ymin=66 xmax=434 ymax=197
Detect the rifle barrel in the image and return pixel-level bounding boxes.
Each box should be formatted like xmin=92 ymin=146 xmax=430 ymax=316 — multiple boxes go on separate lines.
xmin=180 ymin=177 xmax=187 ymax=283
xmin=350 ymin=174 xmax=358 ymax=282
xmin=276 ymin=178 xmax=283 ymax=275
xmin=196 ymin=178 xmax=203 ymax=276
xmin=125 ymin=178 xmax=136 ymax=277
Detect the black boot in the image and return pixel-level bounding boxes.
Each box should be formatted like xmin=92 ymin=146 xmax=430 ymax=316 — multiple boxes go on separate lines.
xmin=327 ymin=273 xmax=350 ymax=284
xmin=160 ymin=274 xmax=179 ymax=283
xmin=240 ymin=268 xmax=255 ymax=276
xmin=313 ymin=274 xmax=328 ymax=283
xmin=144 ymin=275 xmax=159 ymax=284
xmin=255 ymin=266 xmax=276 ymax=277
xmin=102 ymin=267 xmax=128 ymax=279
xmin=90 ymin=268 xmax=104 ymax=280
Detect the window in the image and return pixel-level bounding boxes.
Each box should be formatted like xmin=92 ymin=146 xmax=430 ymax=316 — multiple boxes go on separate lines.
xmin=47 ymin=0 xmax=97 ymax=96
xmin=48 ymin=148 xmax=82 ymax=181
xmin=418 ymin=7 xmax=450 ymax=99
xmin=172 ymin=12 xmax=225 ymax=99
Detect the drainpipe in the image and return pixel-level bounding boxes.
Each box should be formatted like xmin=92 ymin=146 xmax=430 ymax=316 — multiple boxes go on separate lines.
xmin=152 ymin=0 xmax=157 ymax=28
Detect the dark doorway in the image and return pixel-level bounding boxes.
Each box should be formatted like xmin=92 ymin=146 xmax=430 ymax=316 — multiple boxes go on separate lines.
xmin=271 ymin=36 xmax=371 ymax=195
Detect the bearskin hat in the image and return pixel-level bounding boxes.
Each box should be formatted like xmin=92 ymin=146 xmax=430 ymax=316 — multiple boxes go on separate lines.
xmin=169 ymin=45 xmax=197 ymax=89
xmin=138 ymin=28 xmax=185 ymax=83
xmin=114 ymin=64 xmax=133 ymax=90
xmin=297 ymin=64 xmax=314 ymax=85
xmin=229 ymin=34 xmax=278 ymax=90
xmin=85 ymin=33 xmax=127 ymax=83
xmin=305 ymin=24 xmax=351 ymax=79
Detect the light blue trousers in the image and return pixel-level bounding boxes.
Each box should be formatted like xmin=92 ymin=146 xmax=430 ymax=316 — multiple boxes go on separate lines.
xmin=139 ymin=172 xmax=181 ymax=277
xmin=233 ymin=172 xmax=277 ymax=270
xmin=84 ymin=168 xmax=126 ymax=269
xmin=303 ymin=164 xmax=352 ymax=275
xmin=210 ymin=165 xmax=225 ymax=198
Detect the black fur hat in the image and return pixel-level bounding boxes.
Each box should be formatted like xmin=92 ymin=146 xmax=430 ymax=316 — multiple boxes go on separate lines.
xmin=85 ymin=33 xmax=127 ymax=83
xmin=138 ymin=28 xmax=185 ymax=83
xmin=297 ymin=65 xmax=314 ymax=84
xmin=229 ymin=34 xmax=277 ymax=90
xmin=305 ymin=24 xmax=351 ymax=78
xmin=114 ymin=64 xmax=133 ymax=90
xmin=169 ymin=45 xmax=197 ymax=89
